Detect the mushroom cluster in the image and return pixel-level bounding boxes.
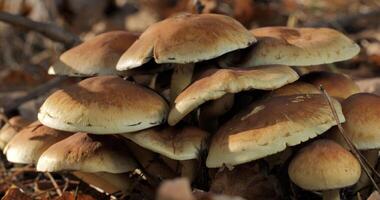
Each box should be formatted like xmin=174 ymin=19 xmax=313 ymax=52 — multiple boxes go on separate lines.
xmin=1 ymin=12 xmax=373 ymax=199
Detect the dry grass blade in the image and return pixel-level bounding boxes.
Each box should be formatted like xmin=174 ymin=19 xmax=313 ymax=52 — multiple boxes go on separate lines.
xmin=320 ymin=85 xmax=380 ymax=192
xmin=45 ymin=172 xmax=63 ymax=196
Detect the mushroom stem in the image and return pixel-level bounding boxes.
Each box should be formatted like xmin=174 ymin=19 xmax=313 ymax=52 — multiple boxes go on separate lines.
xmin=354 ymin=149 xmax=378 ymax=191
xmin=170 ymin=64 xmax=194 ymax=103
xmin=180 ymin=159 xmax=197 ymax=181
xmin=323 ymin=190 xmax=340 ymax=200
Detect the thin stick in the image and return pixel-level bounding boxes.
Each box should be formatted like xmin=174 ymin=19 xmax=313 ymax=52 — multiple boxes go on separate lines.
xmin=320 ymin=86 xmax=380 ymax=192
xmin=0 ymin=11 xmax=80 ymax=46
xmin=45 ymin=172 xmax=63 ymax=196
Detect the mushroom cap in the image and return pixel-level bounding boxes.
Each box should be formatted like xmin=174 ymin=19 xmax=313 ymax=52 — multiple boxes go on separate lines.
xmin=72 ymin=172 xmax=131 ymax=194
xmin=331 ymin=93 xmax=380 ymax=150
xmin=38 ymin=76 xmax=168 ymax=134
xmin=49 ymin=31 xmax=138 ymax=77
xmin=116 ymin=13 xmax=256 ymax=70
xmin=206 ymin=94 xmax=345 ymax=168
xmin=302 ymin=71 xmax=360 ymax=101
xmin=37 ymin=132 xmax=137 ymax=173
xmin=122 ymin=126 xmax=208 ymax=160
xmin=168 ymin=65 xmax=299 ymax=125
xmin=288 ymin=139 xmax=361 ymax=190
xmin=268 ymin=81 xmax=321 ymax=97
xmin=4 ymin=121 xmax=72 ymax=164
xmin=240 ymin=27 xmax=360 ymax=67
xmin=0 ymin=116 xmax=31 ymax=149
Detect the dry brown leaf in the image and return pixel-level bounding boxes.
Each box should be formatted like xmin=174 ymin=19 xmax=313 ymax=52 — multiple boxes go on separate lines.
xmin=54 ymin=192 xmax=96 ymax=200
xmin=368 ymin=191 xmax=380 ymax=200
xmin=2 ymin=187 xmax=32 ymax=200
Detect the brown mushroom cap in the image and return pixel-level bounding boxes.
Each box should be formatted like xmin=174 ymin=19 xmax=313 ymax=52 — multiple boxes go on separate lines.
xmin=4 ymin=121 xmax=72 ymax=164
xmin=49 ymin=31 xmax=138 ymax=77
xmin=302 ymin=71 xmax=360 ymax=101
xmin=36 ymin=132 xmax=137 ymax=173
xmin=0 ymin=116 xmax=31 ymax=149
xmin=168 ymin=65 xmax=299 ymax=125
xmin=288 ymin=139 xmax=361 ymax=190
xmin=38 ymin=76 xmax=168 ymax=134
xmin=206 ymin=94 xmax=345 ymax=168
xmin=268 ymin=81 xmax=321 ymax=97
xmin=116 ymin=13 xmax=256 ymax=70
xmin=239 ymin=27 xmax=360 ymax=67
xmin=122 ymin=126 xmax=208 ymax=160
xmin=330 ymin=93 xmax=380 ymax=150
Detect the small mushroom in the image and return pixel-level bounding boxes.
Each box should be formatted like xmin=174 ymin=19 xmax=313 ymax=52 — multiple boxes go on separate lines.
xmin=49 ymin=31 xmax=138 ymax=77
xmin=206 ymin=94 xmax=345 ymax=168
xmin=4 ymin=121 xmax=72 ymax=164
xmin=288 ymin=139 xmax=361 ymax=200
xmin=0 ymin=116 xmax=31 ymax=150
xmin=36 ymin=132 xmax=137 ymax=173
xmin=38 ymin=76 xmax=169 ymax=134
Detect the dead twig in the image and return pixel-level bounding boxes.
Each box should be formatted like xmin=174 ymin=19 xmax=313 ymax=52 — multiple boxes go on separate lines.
xmin=45 ymin=172 xmax=63 ymax=196
xmin=0 ymin=11 xmax=80 ymax=46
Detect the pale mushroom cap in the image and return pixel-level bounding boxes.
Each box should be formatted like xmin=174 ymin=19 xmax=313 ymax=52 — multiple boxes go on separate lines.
xmin=72 ymin=172 xmax=131 ymax=194
xmin=37 ymin=132 xmax=137 ymax=173
xmin=38 ymin=76 xmax=169 ymax=134
xmin=268 ymin=81 xmax=321 ymax=97
xmin=168 ymin=65 xmax=299 ymax=125
xmin=241 ymin=27 xmax=360 ymax=67
xmin=288 ymin=139 xmax=361 ymax=190
xmin=206 ymin=94 xmax=345 ymax=168
xmin=49 ymin=31 xmax=138 ymax=77
xmin=122 ymin=126 xmax=208 ymax=160
xmin=116 ymin=13 xmax=256 ymax=70
xmin=4 ymin=121 xmax=72 ymax=164
xmin=302 ymin=71 xmax=360 ymax=101
xmin=331 ymin=93 xmax=380 ymax=150
xmin=0 ymin=116 xmax=31 ymax=149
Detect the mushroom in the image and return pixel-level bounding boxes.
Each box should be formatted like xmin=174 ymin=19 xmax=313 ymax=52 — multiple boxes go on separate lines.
xmin=302 ymin=71 xmax=360 ymax=101
xmin=288 ymin=139 xmax=361 ymax=200
xmin=221 ymin=27 xmax=360 ymax=67
xmin=36 ymin=132 xmax=137 ymax=173
xmin=116 ymin=13 xmax=256 ymax=101
xmin=329 ymin=93 xmax=380 ymax=191
xmin=48 ymin=31 xmax=138 ymax=77
xmin=206 ymin=94 xmax=345 ymax=168
xmin=38 ymin=75 xmax=168 ymax=134
xmin=0 ymin=116 xmax=31 ymax=150
xmin=4 ymin=121 xmax=72 ymax=164
xmin=122 ymin=126 xmax=208 ymax=180
xmin=267 ymin=81 xmax=321 ymax=97
xmin=72 ymin=171 xmax=132 ymax=194
xmin=168 ymin=65 xmax=299 ymax=126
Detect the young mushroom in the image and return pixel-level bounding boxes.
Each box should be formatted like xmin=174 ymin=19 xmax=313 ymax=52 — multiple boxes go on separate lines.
xmin=116 ymin=13 xmax=256 ymax=101
xmin=48 ymin=31 xmax=138 ymax=77
xmin=36 ymin=132 xmax=137 ymax=173
xmin=288 ymin=139 xmax=361 ymax=200
xmin=0 ymin=116 xmax=31 ymax=150
xmin=4 ymin=121 xmax=72 ymax=164
xmin=168 ymin=65 xmax=299 ymax=126
xmin=38 ymin=76 xmax=168 ymax=134
xmin=206 ymin=94 xmax=345 ymax=168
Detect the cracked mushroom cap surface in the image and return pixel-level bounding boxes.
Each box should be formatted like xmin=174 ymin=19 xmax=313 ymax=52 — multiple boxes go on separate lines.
xmin=37 ymin=132 xmax=137 ymax=173
xmin=206 ymin=94 xmax=345 ymax=168
xmin=168 ymin=65 xmax=299 ymax=125
xmin=122 ymin=126 xmax=208 ymax=160
xmin=38 ymin=76 xmax=169 ymax=134
xmin=239 ymin=27 xmax=360 ymax=67
xmin=116 ymin=13 xmax=256 ymax=70
xmin=302 ymin=71 xmax=360 ymax=101
xmin=288 ymin=139 xmax=361 ymax=190
xmin=330 ymin=93 xmax=380 ymax=150
xmin=0 ymin=116 xmax=31 ymax=149
xmin=4 ymin=121 xmax=72 ymax=164
xmin=49 ymin=31 xmax=138 ymax=77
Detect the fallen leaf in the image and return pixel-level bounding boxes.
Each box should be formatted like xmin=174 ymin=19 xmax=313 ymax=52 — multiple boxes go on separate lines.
xmin=2 ymin=187 xmax=32 ymax=200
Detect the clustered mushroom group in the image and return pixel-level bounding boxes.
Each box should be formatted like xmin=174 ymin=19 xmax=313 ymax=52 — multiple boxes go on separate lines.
xmin=1 ymin=12 xmax=377 ymax=200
